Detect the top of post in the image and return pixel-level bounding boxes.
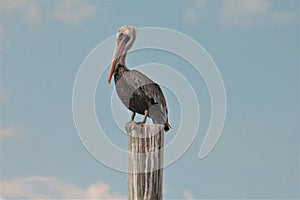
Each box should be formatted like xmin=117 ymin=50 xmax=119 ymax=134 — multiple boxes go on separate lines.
xmin=125 ymin=122 xmax=164 ymax=138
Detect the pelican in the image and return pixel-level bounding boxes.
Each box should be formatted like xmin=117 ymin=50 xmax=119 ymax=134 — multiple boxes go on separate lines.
xmin=108 ymin=25 xmax=170 ymax=131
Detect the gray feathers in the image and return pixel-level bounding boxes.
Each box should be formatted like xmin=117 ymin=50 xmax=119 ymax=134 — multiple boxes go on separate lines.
xmin=114 ymin=66 xmax=170 ymax=131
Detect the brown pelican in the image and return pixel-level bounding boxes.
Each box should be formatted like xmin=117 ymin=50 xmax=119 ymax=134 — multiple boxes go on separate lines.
xmin=108 ymin=25 xmax=170 ymax=131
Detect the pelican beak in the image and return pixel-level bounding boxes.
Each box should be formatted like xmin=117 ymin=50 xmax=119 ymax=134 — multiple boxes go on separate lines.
xmin=108 ymin=35 xmax=128 ymax=84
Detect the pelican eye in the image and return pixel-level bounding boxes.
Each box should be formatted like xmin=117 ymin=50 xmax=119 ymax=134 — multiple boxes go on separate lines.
xmin=118 ymin=32 xmax=125 ymax=40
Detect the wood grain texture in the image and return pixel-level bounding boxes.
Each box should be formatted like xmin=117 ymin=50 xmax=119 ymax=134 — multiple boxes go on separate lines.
xmin=126 ymin=122 xmax=164 ymax=200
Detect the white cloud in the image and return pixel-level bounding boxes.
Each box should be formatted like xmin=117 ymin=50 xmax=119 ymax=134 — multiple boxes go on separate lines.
xmin=0 ymin=0 xmax=42 ymax=24
xmin=0 ymin=126 xmax=19 ymax=138
xmin=183 ymin=190 xmax=194 ymax=200
xmin=0 ymin=176 xmax=126 ymax=199
xmin=25 ymin=2 xmax=42 ymax=24
xmin=0 ymin=0 xmax=100 ymax=26
xmin=0 ymin=0 xmax=29 ymax=12
xmin=218 ymin=0 xmax=295 ymax=29
xmin=182 ymin=0 xmax=295 ymax=29
xmin=52 ymin=0 xmax=98 ymax=25
xmin=218 ymin=0 xmax=270 ymax=28
xmin=182 ymin=0 xmax=208 ymax=23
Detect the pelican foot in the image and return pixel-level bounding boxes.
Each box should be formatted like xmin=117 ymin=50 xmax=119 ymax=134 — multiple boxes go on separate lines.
xmin=135 ymin=122 xmax=145 ymax=127
xmin=127 ymin=120 xmax=135 ymax=125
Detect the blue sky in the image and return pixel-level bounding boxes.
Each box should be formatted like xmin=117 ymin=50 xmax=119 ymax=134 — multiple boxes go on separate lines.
xmin=0 ymin=0 xmax=299 ymax=199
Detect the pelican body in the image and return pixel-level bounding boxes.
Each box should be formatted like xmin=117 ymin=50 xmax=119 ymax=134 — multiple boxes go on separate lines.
xmin=108 ymin=25 xmax=170 ymax=131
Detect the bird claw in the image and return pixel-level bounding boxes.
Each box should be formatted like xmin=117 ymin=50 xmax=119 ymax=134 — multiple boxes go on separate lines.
xmin=126 ymin=120 xmax=145 ymax=127
xmin=135 ymin=122 xmax=145 ymax=126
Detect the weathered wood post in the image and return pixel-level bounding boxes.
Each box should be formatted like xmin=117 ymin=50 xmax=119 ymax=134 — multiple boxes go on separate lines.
xmin=126 ymin=122 xmax=164 ymax=200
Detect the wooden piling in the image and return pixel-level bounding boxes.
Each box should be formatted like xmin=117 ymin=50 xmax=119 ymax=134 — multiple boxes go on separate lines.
xmin=126 ymin=122 xmax=164 ymax=200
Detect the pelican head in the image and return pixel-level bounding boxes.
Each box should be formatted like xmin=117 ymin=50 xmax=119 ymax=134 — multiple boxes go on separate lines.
xmin=108 ymin=25 xmax=136 ymax=84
